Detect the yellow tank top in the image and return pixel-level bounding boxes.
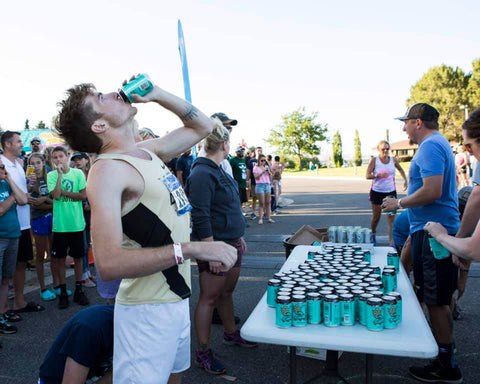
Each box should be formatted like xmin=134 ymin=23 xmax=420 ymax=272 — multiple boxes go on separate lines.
xmin=96 ymin=148 xmax=191 ymax=305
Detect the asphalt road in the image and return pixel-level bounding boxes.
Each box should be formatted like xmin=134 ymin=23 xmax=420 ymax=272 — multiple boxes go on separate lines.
xmin=1 ymin=177 xmax=479 ymax=384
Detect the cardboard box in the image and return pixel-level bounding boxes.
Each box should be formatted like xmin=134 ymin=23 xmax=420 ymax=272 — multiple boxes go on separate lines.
xmin=288 ymin=346 xmax=343 ymax=361
xmin=286 ymin=225 xmax=328 ymax=246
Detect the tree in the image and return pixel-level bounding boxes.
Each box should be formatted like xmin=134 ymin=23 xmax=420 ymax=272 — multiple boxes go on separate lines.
xmin=385 ymin=129 xmax=390 ymax=142
xmin=467 ymin=58 xmax=480 ymax=109
xmin=36 ymin=120 xmax=46 ymax=130
xmin=354 ymin=130 xmax=362 ymax=166
xmin=24 ymin=119 xmax=30 ymax=130
xmin=407 ymin=64 xmax=470 ymax=141
xmin=266 ymin=107 xmax=328 ymax=170
xmin=332 ymin=131 xmax=343 ymax=168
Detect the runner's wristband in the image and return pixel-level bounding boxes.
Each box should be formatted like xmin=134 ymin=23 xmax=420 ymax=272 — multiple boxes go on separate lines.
xmin=173 ymin=242 xmax=184 ymax=265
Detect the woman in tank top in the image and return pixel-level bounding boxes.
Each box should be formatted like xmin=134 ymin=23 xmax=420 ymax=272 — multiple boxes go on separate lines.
xmin=366 ymin=140 xmax=407 ymax=246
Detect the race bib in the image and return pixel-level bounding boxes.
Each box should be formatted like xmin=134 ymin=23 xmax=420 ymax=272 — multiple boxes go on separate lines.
xmin=163 ymin=173 xmax=192 ymax=216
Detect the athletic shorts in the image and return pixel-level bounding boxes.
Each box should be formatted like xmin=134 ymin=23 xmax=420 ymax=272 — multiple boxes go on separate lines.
xmin=0 ymin=237 xmax=19 ymax=278
xmin=411 ymin=230 xmax=458 ymax=306
xmin=239 ymin=187 xmax=248 ymax=204
xmin=255 ymin=183 xmax=271 ymax=194
xmin=114 ymin=299 xmax=190 ymax=383
xmin=17 ymin=229 xmax=33 ymax=263
xmin=52 ymin=231 xmax=85 ymax=259
xmin=31 ymin=213 xmax=53 ymax=236
xmin=197 ymin=238 xmax=244 ymax=275
xmin=369 ymin=189 xmax=397 ymax=205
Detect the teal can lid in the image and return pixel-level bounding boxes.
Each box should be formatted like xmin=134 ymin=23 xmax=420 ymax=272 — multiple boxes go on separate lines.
xmin=307 ymin=292 xmax=321 ymax=300
xmin=268 ymin=279 xmax=281 ymax=286
xmin=359 ymin=293 xmax=374 ymax=301
xmin=340 ymin=293 xmax=354 ymax=301
xmin=276 ymin=295 xmax=291 ymax=304
xmin=293 ymin=294 xmax=306 ymax=302
xmin=367 ymin=297 xmax=383 ymax=306
xmin=382 ymin=295 xmax=397 ymax=304
xmin=324 ymin=294 xmax=339 ymax=302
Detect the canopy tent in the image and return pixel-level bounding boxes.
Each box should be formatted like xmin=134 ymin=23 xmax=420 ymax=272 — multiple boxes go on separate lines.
xmin=19 ymin=129 xmax=64 ymax=152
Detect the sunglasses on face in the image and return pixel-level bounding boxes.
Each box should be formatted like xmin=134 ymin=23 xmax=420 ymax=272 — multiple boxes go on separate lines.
xmin=381 ymin=147 xmax=390 ymax=151
xmin=0 ymin=165 xmax=5 ymax=170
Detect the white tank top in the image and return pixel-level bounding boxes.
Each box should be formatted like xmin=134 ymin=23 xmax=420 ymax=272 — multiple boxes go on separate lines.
xmin=372 ymin=156 xmax=396 ymax=193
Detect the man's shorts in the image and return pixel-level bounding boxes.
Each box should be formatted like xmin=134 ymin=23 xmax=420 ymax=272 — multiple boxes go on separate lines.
xmin=239 ymin=187 xmax=248 ymax=204
xmin=411 ymin=230 xmax=458 ymax=306
xmin=197 ymin=238 xmax=244 ymax=275
xmin=369 ymin=189 xmax=397 ymax=205
xmin=52 ymin=231 xmax=85 ymax=259
xmin=17 ymin=229 xmax=33 ymax=263
xmin=255 ymin=183 xmax=271 ymax=194
xmin=31 ymin=213 xmax=53 ymax=236
xmin=114 ymin=299 xmax=190 ymax=384
xmin=0 ymin=237 xmax=19 ymax=278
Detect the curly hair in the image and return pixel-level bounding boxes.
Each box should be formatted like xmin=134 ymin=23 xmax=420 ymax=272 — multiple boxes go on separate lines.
xmin=203 ymin=118 xmax=230 ymax=154
xmin=54 ymin=84 xmax=104 ymax=153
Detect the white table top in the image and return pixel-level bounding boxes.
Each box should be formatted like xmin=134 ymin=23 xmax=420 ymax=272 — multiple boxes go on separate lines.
xmin=241 ymin=245 xmax=438 ymax=358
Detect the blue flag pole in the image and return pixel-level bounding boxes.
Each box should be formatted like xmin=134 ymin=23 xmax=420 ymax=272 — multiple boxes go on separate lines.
xmin=177 ymin=19 xmax=197 ymax=158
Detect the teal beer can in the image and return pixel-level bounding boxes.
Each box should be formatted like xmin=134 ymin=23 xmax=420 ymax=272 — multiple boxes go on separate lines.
xmin=382 ymin=295 xmax=398 ymax=329
xmin=275 ymin=295 xmax=292 ymax=328
xmin=292 ymin=295 xmax=307 ymax=326
xmin=387 ymin=292 xmax=402 ymax=323
xmin=382 ymin=269 xmax=396 ymax=293
xmin=323 ymin=294 xmax=341 ymax=327
xmin=267 ymin=279 xmax=281 ymax=307
xmin=307 ymin=292 xmax=322 ymax=324
xmin=366 ymin=297 xmax=384 ymax=331
xmin=387 ymin=251 xmax=400 ymax=273
xmin=359 ymin=293 xmax=373 ymax=325
xmin=352 ymin=289 xmax=364 ymax=322
xmin=340 ymin=293 xmax=355 ymax=326
xmin=118 ymin=74 xmax=154 ymax=103
xmin=427 ymin=233 xmax=450 ymax=260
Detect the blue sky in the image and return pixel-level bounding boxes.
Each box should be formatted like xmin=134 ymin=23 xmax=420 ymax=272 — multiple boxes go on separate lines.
xmin=1 ymin=0 xmax=479 ymax=159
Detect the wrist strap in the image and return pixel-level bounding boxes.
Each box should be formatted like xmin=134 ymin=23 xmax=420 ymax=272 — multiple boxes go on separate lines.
xmin=397 ymin=198 xmax=403 ymax=210
xmin=173 ymin=242 xmax=184 ymax=265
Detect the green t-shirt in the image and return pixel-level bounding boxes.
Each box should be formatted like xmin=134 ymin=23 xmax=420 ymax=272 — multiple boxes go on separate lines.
xmin=47 ymin=168 xmax=86 ymax=233
xmin=229 ymin=156 xmax=247 ymax=188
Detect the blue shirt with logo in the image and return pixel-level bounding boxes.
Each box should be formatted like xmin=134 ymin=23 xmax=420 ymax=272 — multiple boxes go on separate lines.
xmin=0 ymin=180 xmax=21 ymax=238
xmin=407 ymin=131 xmax=459 ymax=234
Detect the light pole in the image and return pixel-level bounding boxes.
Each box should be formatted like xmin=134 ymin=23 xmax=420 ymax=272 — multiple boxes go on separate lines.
xmin=460 ymin=105 xmax=469 ymax=120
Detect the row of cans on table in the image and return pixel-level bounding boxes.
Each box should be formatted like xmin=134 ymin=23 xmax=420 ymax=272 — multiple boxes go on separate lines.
xmin=267 ymin=245 xmax=402 ymax=331
xmin=328 ymin=226 xmax=373 ymax=244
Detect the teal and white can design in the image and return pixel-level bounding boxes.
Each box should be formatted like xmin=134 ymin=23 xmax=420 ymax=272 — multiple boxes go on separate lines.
xmin=366 ymin=297 xmax=384 ymax=331
xmin=352 ymin=290 xmax=364 ymax=322
xmin=387 ymin=251 xmax=400 ymax=273
xmin=267 ymin=279 xmax=281 ymax=307
xmin=363 ymin=250 xmax=372 ymax=263
xmin=382 ymin=295 xmax=398 ymax=329
xmin=292 ymin=295 xmax=308 ymax=326
xmin=119 ymin=74 xmax=154 ymax=103
xmin=359 ymin=293 xmax=373 ymax=325
xmin=323 ymin=294 xmax=341 ymax=327
xmin=275 ymin=295 xmax=292 ymax=328
xmin=382 ymin=269 xmax=396 ymax=293
xmin=387 ymin=291 xmax=402 ymax=323
xmin=340 ymin=293 xmax=355 ymax=326
xmin=307 ymin=292 xmax=322 ymax=324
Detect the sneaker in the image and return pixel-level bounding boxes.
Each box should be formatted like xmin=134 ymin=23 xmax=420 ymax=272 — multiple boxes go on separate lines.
xmin=40 ymin=289 xmax=57 ymax=302
xmin=58 ymin=292 xmax=69 ymax=309
xmin=250 ymin=213 xmax=257 ymax=220
xmin=195 ymin=348 xmax=226 ymax=375
xmin=258 ymin=219 xmax=263 ymax=225
xmin=223 ymin=330 xmax=257 ymax=348
xmin=212 ymin=309 xmax=240 ymax=325
xmin=82 ymin=278 xmax=96 ymax=288
xmin=51 ymin=287 xmax=72 ymax=297
xmin=73 ymin=290 xmax=89 ymax=306
xmin=409 ymin=360 xmax=463 ymax=383
xmin=0 ymin=315 xmax=17 ymax=334
xmin=452 ymin=300 xmax=461 ymax=321
xmin=267 ymin=218 xmax=275 ymax=223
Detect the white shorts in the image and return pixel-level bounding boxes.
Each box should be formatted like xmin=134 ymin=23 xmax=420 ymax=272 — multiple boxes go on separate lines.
xmin=113 ymin=299 xmax=191 ymax=384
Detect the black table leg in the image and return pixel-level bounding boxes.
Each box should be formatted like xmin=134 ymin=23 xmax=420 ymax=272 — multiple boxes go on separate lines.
xmin=365 ymin=354 xmax=373 ymax=384
xmin=325 ymin=350 xmax=339 ymax=375
xmin=289 ymin=346 xmax=297 ymax=384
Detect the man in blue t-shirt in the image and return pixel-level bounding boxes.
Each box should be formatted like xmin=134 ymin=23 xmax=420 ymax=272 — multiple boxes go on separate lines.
xmin=38 ymin=305 xmax=114 ymax=384
xmin=383 ymin=103 xmax=461 ymax=383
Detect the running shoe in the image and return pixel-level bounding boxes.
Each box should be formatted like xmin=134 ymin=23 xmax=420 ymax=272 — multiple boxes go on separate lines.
xmin=409 ymin=359 xmax=463 ymax=383
xmin=258 ymin=219 xmax=263 ymax=225
xmin=223 ymin=330 xmax=257 ymax=348
xmin=73 ymin=290 xmax=89 ymax=306
xmin=51 ymin=287 xmax=72 ymax=297
xmin=40 ymin=289 xmax=57 ymax=302
xmin=195 ymin=348 xmax=226 ymax=375
xmin=267 ymin=218 xmax=275 ymax=223
xmin=82 ymin=278 xmax=96 ymax=288
xmin=0 ymin=315 xmax=17 ymax=334
xmin=250 ymin=213 xmax=257 ymax=220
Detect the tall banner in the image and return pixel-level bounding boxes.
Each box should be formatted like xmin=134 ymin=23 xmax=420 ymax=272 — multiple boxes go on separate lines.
xmin=177 ymin=19 xmax=196 ymax=157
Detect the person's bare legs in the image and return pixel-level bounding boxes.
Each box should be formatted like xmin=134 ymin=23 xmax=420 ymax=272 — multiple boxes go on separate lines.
xmin=0 ymin=278 xmax=11 ymax=316
xmin=265 ymin=193 xmax=272 ymax=221
xmin=13 ymin=261 xmax=27 ymax=310
xmin=34 ymin=234 xmax=48 ymax=291
xmin=370 ymin=203 xmax=382 ymax=234
xmin=73 ymin=257 xmax=83 ymax=282
xmin=257 ymin=193 xmax=265 ymax=223
xmin=216 ymin=267 xmax=241 ymax=335
xmin=387 ymin=214 xmax=396 ymax=246
xmin=168 ymin=372 xmax=182 ymax=384
xmin=427 ymin=305 xmax=454 ymax=344
xmin=251 ymin=189 xmax=257 ymax=217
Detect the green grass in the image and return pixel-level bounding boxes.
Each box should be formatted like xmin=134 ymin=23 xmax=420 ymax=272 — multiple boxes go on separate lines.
xmin=284 ymin=162 xmax=411 ymax=178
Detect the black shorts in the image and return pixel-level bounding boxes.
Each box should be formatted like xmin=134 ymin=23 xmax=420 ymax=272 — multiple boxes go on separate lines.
xmin=239 ymin=188 xmax=248 ymax=204
xmin=411 ymin=230 xmax=458 ymax=306
xmin=17 ymin=229 xmax=33 ymax=263
xmin=369 ymin=189 xmax=397 ymax=205
xmin=52 ymin=231 xmax=85 ymax=259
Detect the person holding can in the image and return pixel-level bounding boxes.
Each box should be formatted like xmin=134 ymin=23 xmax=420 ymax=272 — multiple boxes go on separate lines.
xmin=383 ymin=103 xmax=462 ymax=383
xmin=253 ymin=154 xmax=274 ymax=224
xmin=186 ymin=121 xmax=256 ymax=376
xmin=54 ymin=75 xmax=238 ymax=384
xmin=366 ymin=140 xmax=407 ymax=246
